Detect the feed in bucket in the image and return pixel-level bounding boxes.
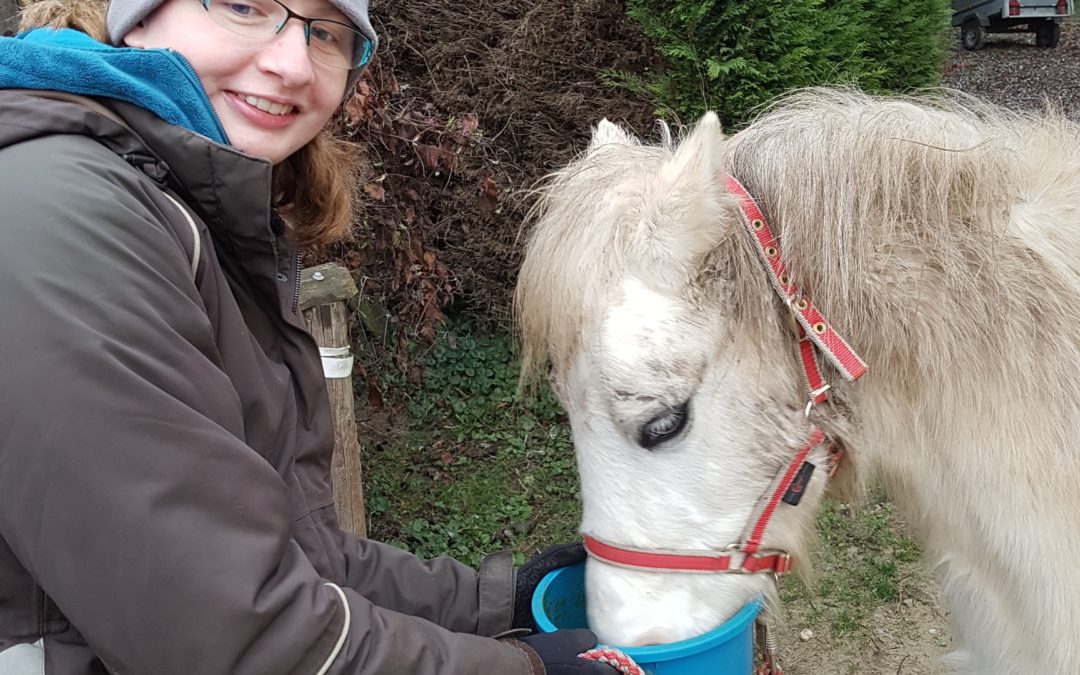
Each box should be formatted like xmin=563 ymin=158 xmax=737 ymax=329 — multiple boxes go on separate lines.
xmin=531 ymin=563 xmax=761 ymax=675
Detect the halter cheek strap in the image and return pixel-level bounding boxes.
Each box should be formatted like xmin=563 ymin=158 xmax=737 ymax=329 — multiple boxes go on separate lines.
xmin=725 ymin=176 xmax=867 ymax=387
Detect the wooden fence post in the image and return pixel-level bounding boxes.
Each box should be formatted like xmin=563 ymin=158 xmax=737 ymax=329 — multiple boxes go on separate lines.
xmin=300 ymin=263 xmax=367 ymax=538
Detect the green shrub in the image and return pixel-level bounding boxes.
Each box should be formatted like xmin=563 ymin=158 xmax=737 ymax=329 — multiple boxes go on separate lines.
xmin=616 ymin=0 xmax=951 ymax=128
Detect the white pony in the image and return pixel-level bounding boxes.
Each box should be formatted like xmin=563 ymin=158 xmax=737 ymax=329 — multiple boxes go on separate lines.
xmin=515 ymin=88 xmax=1080 ymax=674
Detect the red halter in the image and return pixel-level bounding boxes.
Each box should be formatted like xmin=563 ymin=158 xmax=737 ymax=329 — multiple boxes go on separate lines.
xmin=582 ymin=177 xmax=867 ymax=577
xmin=726 ymin=176 xmax=867 ymax=391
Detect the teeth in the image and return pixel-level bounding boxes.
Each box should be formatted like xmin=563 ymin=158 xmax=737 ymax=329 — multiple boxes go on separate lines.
xmin=242 ymin=95 xmax=295 ymax=116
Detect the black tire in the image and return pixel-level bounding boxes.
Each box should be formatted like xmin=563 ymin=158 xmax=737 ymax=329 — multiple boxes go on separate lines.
xmin=960 ymin=18 xmax=985 ymax=50
xmin=1035 ymin=21 xmax=1060 ymax=48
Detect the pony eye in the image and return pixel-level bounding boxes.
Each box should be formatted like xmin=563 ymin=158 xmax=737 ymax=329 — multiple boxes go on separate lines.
xmin=639 ymin=402 xmax=690 ymax=449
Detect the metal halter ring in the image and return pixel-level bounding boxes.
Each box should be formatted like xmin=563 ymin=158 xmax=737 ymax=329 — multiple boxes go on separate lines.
xmin=804 ymin=384 xmax=831 ymax=417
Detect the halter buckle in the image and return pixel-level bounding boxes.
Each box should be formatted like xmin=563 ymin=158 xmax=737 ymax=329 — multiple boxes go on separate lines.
xmin=724 ymin=545 xmax=793 ymax=574
xmin=782 ymin=300 xmax=802 ymax=339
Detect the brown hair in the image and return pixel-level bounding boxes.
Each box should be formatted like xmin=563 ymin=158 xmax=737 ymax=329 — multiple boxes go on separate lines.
xmin=19 ymin=0 xmax=359 ymax=249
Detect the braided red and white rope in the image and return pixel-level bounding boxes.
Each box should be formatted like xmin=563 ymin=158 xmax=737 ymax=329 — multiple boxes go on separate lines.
xmin=579 ymin=647 xmax=646 ymax=675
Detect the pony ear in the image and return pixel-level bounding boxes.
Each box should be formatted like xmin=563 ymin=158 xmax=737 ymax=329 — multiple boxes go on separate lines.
xmin=663 ymin=112 xmax=724 ymax=183
xmin=631 ymin=112 xmax=728 ymax=289
xmin=589 ymin=118 xmax=634 ymax=152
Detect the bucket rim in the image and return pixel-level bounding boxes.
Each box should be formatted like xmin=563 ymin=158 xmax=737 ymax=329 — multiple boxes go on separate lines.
xmin=531 ymin=563 xmax=762 ymax=662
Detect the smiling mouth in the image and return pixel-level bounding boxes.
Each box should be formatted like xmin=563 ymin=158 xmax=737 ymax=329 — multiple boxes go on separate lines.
xmin=239 ymin=94 xmax=297 ymax=117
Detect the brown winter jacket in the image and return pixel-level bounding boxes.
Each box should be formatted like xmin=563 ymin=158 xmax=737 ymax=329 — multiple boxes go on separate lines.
xmin=0 ymin=90 xmax=539 ymax=675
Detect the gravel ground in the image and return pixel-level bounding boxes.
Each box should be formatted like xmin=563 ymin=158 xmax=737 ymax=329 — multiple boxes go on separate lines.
xmin=942 ymin=17 xmax=1080 ymax=113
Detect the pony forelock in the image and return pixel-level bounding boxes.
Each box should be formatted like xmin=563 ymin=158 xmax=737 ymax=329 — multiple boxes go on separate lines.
xmin=516 ymin=114 xmax=736 ymax=384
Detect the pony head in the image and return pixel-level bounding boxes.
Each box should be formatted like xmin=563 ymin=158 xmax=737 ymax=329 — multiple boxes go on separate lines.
xmin=517 ymin=114 xmax=839 ymax=645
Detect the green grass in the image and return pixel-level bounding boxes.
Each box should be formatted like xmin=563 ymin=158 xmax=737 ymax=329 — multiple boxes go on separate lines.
xmin=779 ymin=496 xmax=924 ymax=638
xmin=361 ymin=323 xmax=925 ymax=629
xmin=361 ymin=324 xmax=581 ymax=567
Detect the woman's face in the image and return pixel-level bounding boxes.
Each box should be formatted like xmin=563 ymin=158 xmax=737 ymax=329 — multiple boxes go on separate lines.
xmin=124 ymin=0 xmax=350 ymax=164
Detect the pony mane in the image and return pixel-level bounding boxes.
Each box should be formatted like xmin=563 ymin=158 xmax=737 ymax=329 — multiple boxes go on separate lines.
xmin=726 ymin=88 xmax=1080 ymax=405
xmin=518 ymin=88 xmax=1080 ymax=414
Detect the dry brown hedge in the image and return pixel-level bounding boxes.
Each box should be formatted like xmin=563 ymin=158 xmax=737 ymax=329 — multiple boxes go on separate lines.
xmin=334 ymin=0 xmax=662 ymax=347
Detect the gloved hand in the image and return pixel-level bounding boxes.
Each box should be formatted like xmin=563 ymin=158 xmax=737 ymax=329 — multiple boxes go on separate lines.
xmin=512 ymin=541 xmax=587 ymax=630
xmin=517 ymin=629 xmax=618 ymax=674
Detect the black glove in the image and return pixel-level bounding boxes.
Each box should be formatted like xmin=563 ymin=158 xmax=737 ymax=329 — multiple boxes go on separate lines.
xmin=518 ymin=629 xmax=618 ymax=674
xmin=512 ymin=541 xmax=587 ymax=630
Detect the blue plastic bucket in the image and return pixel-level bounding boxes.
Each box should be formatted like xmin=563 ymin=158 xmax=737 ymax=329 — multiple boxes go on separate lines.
xmin=531 ymin=563 xmax=760 ymax=675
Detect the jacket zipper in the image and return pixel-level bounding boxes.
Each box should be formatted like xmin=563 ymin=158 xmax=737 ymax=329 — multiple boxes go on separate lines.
xmin=36 ymin=584 xmax=46 ymax=637
xmin=165 ymin=50 xmax=230 ymax=143
xmin=292 ymin=252 xmax=302 ymax=314
xmin=168 ymin=52 xmax=297 ymax=316
xmin=265 ymin=219 xmax=301 ymax=316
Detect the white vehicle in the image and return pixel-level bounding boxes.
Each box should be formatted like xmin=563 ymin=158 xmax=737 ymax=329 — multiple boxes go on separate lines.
xmin=952 ymin=0 xmax=1073 ymax=49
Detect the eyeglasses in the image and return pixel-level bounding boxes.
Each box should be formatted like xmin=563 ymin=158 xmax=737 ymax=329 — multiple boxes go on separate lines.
xmin=199 ymin=0 xmax=374 ymax=70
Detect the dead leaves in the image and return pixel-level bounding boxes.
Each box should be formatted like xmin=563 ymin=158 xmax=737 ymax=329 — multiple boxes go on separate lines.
xmin=478 ymin=174 xmax=500 ymax=213
xmin=333 ymin=60 xmax=503 ymax=369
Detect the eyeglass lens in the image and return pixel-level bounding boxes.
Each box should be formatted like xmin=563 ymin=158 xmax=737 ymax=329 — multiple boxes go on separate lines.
xmin=203 ymin=0 xmax=372 ymax=69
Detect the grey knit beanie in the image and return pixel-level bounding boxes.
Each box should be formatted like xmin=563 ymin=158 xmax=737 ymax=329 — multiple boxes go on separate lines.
xmin=106 ymin=0 xmax=377 ymax=94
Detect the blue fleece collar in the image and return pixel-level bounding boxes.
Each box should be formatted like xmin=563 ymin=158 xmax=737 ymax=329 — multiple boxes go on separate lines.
xmin=0 ymin=28 xmax=228 ymax=144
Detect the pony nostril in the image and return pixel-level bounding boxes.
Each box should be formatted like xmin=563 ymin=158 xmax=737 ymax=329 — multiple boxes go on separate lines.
xmin=638 ymin=401 xmax=690 ymax=449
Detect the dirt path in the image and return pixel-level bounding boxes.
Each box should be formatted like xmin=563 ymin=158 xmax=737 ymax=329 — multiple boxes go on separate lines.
xmin=775 ymin=510 xmax=953 ymax=675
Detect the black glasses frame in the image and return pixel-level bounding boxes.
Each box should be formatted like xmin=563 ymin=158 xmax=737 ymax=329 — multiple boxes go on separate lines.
xmin=199 ymin=0 xmax=373 ymax=69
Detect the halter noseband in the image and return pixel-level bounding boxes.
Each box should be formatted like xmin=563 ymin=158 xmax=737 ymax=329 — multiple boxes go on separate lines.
xmin=582 ymin=177 xmax=867 ymax=577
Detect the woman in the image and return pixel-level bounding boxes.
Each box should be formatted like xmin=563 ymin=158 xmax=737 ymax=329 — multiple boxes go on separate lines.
xmin=0 ymin=1 xmax=614 ymax=673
